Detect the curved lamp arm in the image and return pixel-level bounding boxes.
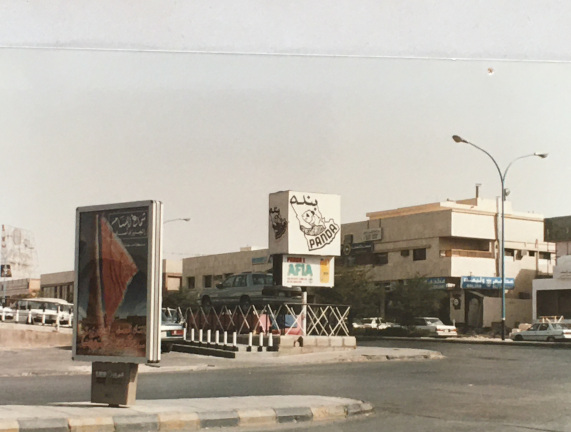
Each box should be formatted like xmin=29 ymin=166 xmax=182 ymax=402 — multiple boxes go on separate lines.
xmin=452 ymin=135 xmax=503 ymax=182
xmin=504 ymin=152 xmax=549 ymax=182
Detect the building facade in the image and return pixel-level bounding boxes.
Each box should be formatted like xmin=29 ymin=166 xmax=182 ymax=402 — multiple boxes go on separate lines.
xmin=38 ymin=259 xmax=183 ymax=303
xmin=40 ymin=271 xmax=74 ymax=303
xmin=343 ymin=197 xmax=554 ymax=328
xmin=532 ymin=216 xmax=571 ymax=321
xmin=183 ymin=247 xmax=272 ymax=292
xmin=1 ymin=278 xmax=40 ymax=302
xmin=181 ymin=196 xmax=554 ymax=328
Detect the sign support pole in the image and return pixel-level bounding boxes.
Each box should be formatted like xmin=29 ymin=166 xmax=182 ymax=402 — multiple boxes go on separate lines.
xmin=301 ymin=290 xmax=307 ymax=337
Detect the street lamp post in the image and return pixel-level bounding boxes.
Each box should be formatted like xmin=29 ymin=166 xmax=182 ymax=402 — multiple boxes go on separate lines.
xmin=452 ymin=135 xmax=548 ymax=340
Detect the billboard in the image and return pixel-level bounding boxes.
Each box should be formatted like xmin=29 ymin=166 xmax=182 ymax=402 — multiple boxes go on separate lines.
xmin=282 ymin=255 xmax=335 ymax=288
xmin=0 ymin=225 xmax=39 ymax=279
xmin=269 ymin=191 xmax=341 ymax=257
xmin=73 ymin=201 xmax=163 ymax=363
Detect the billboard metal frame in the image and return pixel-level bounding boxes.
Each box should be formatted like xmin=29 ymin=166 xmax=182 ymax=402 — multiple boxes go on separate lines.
xmin=72 ymin=200 xmax=163 ymax=364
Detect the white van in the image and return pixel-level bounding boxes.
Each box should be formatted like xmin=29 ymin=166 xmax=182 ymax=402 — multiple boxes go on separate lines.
xmin=11 ymin=298 xmax=73 ymax=326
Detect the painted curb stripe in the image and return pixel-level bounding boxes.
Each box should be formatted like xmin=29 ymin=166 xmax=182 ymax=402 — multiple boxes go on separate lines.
xmin=5 ymin=401 xmax=373 ymax=431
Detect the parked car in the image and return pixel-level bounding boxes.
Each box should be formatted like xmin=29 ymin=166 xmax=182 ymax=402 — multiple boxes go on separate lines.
xmin=412 ymin=317 xmax=458 ymax=337
xmin=510 ymin=322 xmax=571 ymax=342
xmin=353 ymin=317 xmax=393 ymax=330
xmin=199 ymin=272 xmax=303 ymax=310
xmin=161 ymin=307 xmax=185 ymax=352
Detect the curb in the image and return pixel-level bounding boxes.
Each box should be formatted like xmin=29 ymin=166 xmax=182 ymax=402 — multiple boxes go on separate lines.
xmin=357 ymin=335 xmax=571 ymax=348
xmin=0 ymin=400 xmax=373 ymax=431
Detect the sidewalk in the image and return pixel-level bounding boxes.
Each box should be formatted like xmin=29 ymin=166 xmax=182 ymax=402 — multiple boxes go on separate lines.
xmin=0 ymin=345 xmax=441 ymax=431
xmin=0 ymin=345 xmax=444 ymax=377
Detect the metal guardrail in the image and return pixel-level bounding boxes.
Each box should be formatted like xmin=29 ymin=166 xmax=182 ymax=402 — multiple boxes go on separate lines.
xmin=183 ymin=303 xmax=350 ymax=337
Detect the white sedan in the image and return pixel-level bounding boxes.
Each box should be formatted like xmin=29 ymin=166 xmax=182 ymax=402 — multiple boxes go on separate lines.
xmin=412 ymin=317 xmax=458 ymax=337
xmin=511 ymin=322 xmax=571 ymax=342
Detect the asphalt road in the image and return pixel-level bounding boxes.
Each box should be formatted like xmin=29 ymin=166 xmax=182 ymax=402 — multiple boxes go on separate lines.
xmin=2 ymin=340 xmax=571 ymax=431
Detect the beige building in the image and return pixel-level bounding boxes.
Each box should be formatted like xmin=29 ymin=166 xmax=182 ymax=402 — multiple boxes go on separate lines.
xmin=344 ymin=196 xmax=554 ymax=328
xmin=1 ymin=278 xmax=40 ymax=302
xmin=181 ymin=195 xmax=554 ymax=328
xmin=163 ymin=259 xmax=184 ymax=293
xmin=41 ymin=271 xmax=74 ymax=303
xmin=183 ymin=247 xmax=272 ymax=291
xmin=38 ymin=259 xmax=183 ymax=303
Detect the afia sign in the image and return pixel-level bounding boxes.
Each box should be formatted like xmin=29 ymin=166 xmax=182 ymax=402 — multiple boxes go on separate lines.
xmin=282 ymin=255 xmax=335 ymax=288
xmin=269 ymin=191 xmax=341 ymax=257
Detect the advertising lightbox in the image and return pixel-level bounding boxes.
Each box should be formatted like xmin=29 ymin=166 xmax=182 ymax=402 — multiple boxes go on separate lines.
xmin=269 ymin=191 xmax=341 ymax=257
xmin=73 ymin=201 xmax=163 ymax=364
xmin=282 ymin=255 xmax=335 ymax=288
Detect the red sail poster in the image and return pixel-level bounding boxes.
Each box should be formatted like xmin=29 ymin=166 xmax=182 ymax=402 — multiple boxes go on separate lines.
xmin=100 ymin=216 xmax=138 ymax=327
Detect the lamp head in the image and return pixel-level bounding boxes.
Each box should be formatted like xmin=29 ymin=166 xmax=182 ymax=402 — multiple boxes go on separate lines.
xmin=534 ymin=152 xmax=548 ymax=159
xmin=452 ymin=135 xmax=467 ymax=143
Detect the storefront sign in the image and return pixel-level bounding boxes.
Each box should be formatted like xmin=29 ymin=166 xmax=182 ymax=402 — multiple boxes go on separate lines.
xmin=460 ymin=276 xmax=515 ymax=290
xmin=269 ymin=191 xmax=341 ymax=257
xmin=427 ymin=277 xmax=447 ymax=289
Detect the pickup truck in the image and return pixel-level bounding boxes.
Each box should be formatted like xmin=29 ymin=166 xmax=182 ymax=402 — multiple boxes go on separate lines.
xmin=199 ymin=272 xmax=303 ymax=310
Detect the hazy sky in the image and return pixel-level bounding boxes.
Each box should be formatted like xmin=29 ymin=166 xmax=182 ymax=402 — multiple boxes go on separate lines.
xmin=1 ymin=2 xmax=570 ymax=275
xmin=1 ymin=48 xmax=567 ymax=275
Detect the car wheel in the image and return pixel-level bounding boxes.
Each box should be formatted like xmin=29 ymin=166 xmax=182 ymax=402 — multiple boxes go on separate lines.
xmin=161 ymin=342 xmax=173 ymax=353
xmin=514 ymin=334 xmax=523 ymax=341
xmin=240 ymin=296 xmax=251 ymax=312
xmin=201 ymin=296 xmax=212 ymax=312
xmin=547 ymin=336 xmax=555 ymax=342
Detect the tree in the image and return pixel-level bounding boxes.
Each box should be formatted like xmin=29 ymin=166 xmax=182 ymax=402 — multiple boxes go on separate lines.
xmin=312 ymin=266 xmax=383 ymax=319
xmin=162 ymin=287 xmax=198 ymax=310
xmin=386 ymin=277 xmax=448 ymax=325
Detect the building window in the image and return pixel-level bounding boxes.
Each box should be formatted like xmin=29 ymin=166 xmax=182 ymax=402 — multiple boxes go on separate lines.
xmin=539 ymin=252 xmax=551 ymax=260
xmin=413 ymin=248 xmax=426 ymax=261
xmin=376 ymin=253 xmax=388 ymax=265
xmin=203 ymin=275 xmax=212 ymax=288
xmin=401 ymin=250 xmax=410 ymax=257
xmin=505 ymin=249 xmax=515 ymax=257
xmin=529 ymin=251 xmax=536 ymax=257
xmin=187 ymin=277 xmax=195 ymax=289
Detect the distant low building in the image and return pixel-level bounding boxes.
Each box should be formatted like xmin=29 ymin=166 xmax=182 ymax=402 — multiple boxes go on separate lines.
xmin=38 ymin=259 xmax=183 ymax=303
xmin=40 ymin=271 xmax=74 ymax=303
xmin=1 ymin=278 xmax=40 ymax=302
xmin=162 ymin=259 xmax=183 ymax=294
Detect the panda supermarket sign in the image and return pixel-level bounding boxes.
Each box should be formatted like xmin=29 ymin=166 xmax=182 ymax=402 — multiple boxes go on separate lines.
xmin=269 ymin=191 xmax=341 ymax=257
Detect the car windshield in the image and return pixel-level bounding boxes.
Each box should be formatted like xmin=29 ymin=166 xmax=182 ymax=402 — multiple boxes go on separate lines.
xmin=162 ymin=309 xmax=181 ymax=324
xmin=426 ymin=318 xmax=443 ymax=325
xmin=551 ymin=323 xmax=566 ymax=330
xmin=362 ymin=319 xmax=374 ymax=324
xmin=252 ymin=274 xmax=274 ymax=285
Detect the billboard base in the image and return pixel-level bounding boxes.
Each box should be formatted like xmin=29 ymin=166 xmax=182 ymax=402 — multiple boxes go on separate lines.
xmin=91 ymin=362 xmax=139 ymax=406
